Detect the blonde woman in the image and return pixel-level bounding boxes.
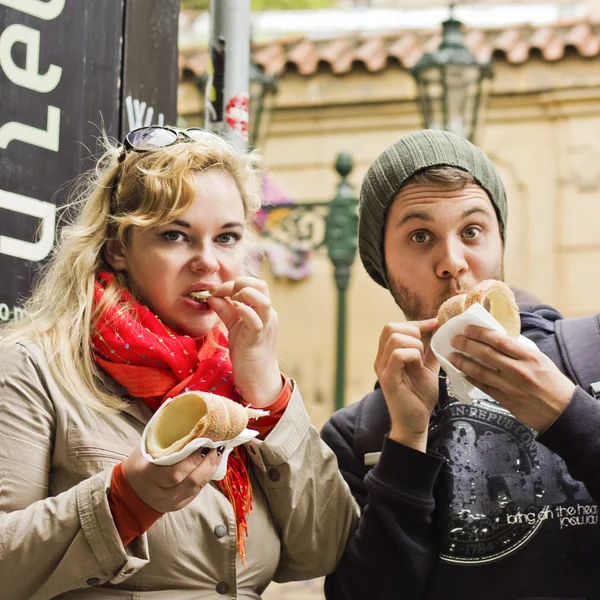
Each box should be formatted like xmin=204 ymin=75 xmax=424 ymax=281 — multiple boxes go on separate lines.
xmin=0 ymin=126 xmax=358 ymax=600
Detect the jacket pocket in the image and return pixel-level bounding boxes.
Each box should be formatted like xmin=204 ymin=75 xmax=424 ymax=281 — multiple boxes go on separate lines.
xmin=67 ymin=426 xmax=137 ymax=475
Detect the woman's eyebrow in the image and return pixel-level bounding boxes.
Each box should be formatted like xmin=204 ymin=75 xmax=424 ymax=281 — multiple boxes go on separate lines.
xmin=171 ymin=219 xmax=191 ymax=228
xmin=165 ymin=220 xmax=244 ymax=229
xmin=221 ymin=221 xmax=244 ymax=229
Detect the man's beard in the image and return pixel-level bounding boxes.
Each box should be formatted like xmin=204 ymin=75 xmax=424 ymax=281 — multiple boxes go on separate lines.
xmin=387 ymin=265 xmax=505 ymax=322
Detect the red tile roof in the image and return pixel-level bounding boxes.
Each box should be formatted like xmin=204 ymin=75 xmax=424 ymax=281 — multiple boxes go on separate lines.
xmin=179 ymin=18 xmax=600 ymax=80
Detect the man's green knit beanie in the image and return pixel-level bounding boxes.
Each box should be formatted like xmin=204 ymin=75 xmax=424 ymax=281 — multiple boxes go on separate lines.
xmin=359 ymin=129 xmax=507 ymax=289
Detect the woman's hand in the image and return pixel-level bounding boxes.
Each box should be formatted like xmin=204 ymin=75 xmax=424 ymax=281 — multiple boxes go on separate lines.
xmin=449 ymin=325 xmax=576 ymax=432
xmin=208 ymin=276 xmax=282 ymax=408
xmin=123 ymin=446 xmax=224 ymax=513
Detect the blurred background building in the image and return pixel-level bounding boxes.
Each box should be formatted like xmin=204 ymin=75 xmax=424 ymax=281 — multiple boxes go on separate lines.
xmin=179 ymin=0 xmax=600 ymax=429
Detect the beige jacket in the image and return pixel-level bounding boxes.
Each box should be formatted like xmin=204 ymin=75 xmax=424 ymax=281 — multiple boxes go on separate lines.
xmin=0 ymin=338 xmax=358 ymax=599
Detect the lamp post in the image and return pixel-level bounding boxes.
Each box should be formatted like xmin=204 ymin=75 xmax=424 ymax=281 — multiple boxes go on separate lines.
xmin=248 ymin=61 xmax=278 ymax=150
xmin=410 ymin=5 xmax=493 ymax=143
xmin=259 ymin=154 xmax=359 ymax=412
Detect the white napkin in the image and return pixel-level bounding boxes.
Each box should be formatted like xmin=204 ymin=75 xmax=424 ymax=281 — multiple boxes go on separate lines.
xmin=430 ymin=302 xmax=537 ymax=405
xmin=140 ymin=396 xmax=260 ymax=480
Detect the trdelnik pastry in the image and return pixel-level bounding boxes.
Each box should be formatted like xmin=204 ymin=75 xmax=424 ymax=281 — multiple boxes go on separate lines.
xmin=437 ymin=280 xmax=520 ymax=338
xmin=188 ymin=290 xmax=212 ymax=303
xmin=145 ymin=390 xmax=269 ymax=459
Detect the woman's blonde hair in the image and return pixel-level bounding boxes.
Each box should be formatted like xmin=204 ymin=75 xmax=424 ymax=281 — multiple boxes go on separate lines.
xmin=2 ymin=130 xmax=263 ymax=412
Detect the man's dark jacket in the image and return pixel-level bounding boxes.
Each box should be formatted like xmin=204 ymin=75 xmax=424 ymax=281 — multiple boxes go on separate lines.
xmin=322 ymin=305 xmax=600 ymax=600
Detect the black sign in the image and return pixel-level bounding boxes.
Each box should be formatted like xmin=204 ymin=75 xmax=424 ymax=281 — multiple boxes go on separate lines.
xmin=0 ymin=0 xmax=179 ymax=322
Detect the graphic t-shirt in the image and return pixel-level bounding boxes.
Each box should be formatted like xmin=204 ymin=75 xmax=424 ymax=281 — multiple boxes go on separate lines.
xmin=423 ymin=376 xmax=600 ymax=596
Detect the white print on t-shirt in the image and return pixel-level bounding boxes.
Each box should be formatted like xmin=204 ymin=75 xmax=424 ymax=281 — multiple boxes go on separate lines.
xmin=430 ymin=384 xmax=600 ymax=565
xmin=508 ymin=503 xmax=598 ymax=529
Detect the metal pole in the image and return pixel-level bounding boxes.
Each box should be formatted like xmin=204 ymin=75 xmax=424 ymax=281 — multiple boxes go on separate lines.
xmin=206 ymin=0 xmax=250 ymax=153
xmin=255 ymin=153 xmax=358 ymax=412
xmin=325 ymin=153 xmax=358 ymax=411
xmin=334 ymin=269 xmax=350 ymax=413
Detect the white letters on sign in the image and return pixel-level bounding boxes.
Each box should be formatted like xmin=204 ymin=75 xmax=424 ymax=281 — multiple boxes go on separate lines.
xmin=126 ymin=96 xmax=165 ymax=130
xmin=0 ymin=0 xmax=66 ymax=20
xmin=0 ymin=0 xmax=65 ymax=261
xmin=0 ymin=3 xmax=64 ymax=153
xmin=0 ymin=24 xmax=62 ymax=92
xmin=0 ymin=106 xmax=60 ymax=151
xmin=0 ymin=189 xmax=56 ymax=261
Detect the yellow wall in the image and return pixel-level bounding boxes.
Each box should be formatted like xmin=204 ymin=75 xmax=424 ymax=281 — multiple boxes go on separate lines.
xmin=179 ymin=53 xmax=600 ymax=427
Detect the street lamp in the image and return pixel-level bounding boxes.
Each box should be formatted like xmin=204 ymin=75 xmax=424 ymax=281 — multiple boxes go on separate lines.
xmin=259 ymin=153 xmax=359 ymax=413
xmin=248 ymin=61 xmax=278 ymax=150
xmin=410 ymin=6 xmax=493 ymax=143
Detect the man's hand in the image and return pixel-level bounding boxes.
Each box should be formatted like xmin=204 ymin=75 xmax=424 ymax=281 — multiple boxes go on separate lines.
xmin=449 ymin=326 xmax=576 ymax=432
xmin=374 ymin=319 xmax=440 ymax=452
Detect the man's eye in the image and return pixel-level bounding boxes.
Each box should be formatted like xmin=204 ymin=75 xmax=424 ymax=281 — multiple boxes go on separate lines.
xmin=411 ymin=231 xmax=431 ymax=244
xmin=463 ymin=227 xmax=481 ymax=239
xmin=161 ymin=231 xmax=186 ymax=242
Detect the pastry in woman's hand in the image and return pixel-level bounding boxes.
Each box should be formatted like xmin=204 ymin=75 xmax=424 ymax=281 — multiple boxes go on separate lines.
xmin=437 ymin=280 xmax=520 ymax=338
xmin=146 ymin=391 xmax=268 ymax=459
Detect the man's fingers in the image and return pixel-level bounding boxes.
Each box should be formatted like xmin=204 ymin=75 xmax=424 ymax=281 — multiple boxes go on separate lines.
xmin=377 ymin=333 xmax=425 ymax=373
xmin=376 ymin=321 xmax=429 ymax=370
xmin=416 ymin=318 xmax=439 ymax=334
xmin=450 ymin=352 xmax=504 ymax=388
xmin=423 ymin=344 xmax=440 ymax=374
xmin=462 ymin=326 xmax=527 ymax=360
xmin=378 ymin=347 xmax=424 ymax=382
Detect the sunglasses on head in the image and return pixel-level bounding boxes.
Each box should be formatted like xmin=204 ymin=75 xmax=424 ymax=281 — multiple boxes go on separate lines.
xmin=111 ymin=126 xmax=215 ymax=208
xmin=119 ymin=125 xmax=214 ymax=161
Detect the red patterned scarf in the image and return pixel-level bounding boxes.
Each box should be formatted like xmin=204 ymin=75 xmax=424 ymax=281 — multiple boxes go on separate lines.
xmin=91 ymin=271 xmax=252 ymax=561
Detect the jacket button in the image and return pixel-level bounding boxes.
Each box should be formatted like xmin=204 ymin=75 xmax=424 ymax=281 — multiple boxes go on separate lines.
xmin=214 ymin=524 xmax=228 ymax=538
xmin=216 ymin=582 xmax=230 ymax=594
xmin=86 ymin=578 xmax=100 ymax=586
xmin=268 ymin=468 xmax=280 ymax=482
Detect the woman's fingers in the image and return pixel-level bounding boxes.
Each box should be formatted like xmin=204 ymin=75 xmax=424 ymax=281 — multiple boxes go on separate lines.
xmin=213 ymin=276 xmax=270 ymax=300
xmin=207 ymin=296 xmax=241 ymax=331
xmin=209 ymin=287 xmax=273 ymax=335
xmin=166 ymin=449 xmax=223 ymax=506
xmin=148 ymin=447 xmax=213 ymax=488
xmin=231 ymin=299 xmax=265 ymax=333
xmin=231 ymin=286 xmax=272 ymax=325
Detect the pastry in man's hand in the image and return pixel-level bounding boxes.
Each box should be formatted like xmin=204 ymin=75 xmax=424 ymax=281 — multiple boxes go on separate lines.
xmin=145 ymin=391 xmax=269 ymax=459
xmin=437 ymin=280 xmax=520 ymax=338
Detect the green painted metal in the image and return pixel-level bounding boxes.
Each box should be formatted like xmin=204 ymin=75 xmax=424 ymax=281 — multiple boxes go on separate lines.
xmin=259 ymin=152 xmax=358 ymax=412
xmin=410 ymin=7 xmax=493 ymax=142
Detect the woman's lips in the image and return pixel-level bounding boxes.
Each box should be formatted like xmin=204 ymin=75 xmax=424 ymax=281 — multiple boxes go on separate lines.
xmin=183 ymin=296 xmax=212 ymax=311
